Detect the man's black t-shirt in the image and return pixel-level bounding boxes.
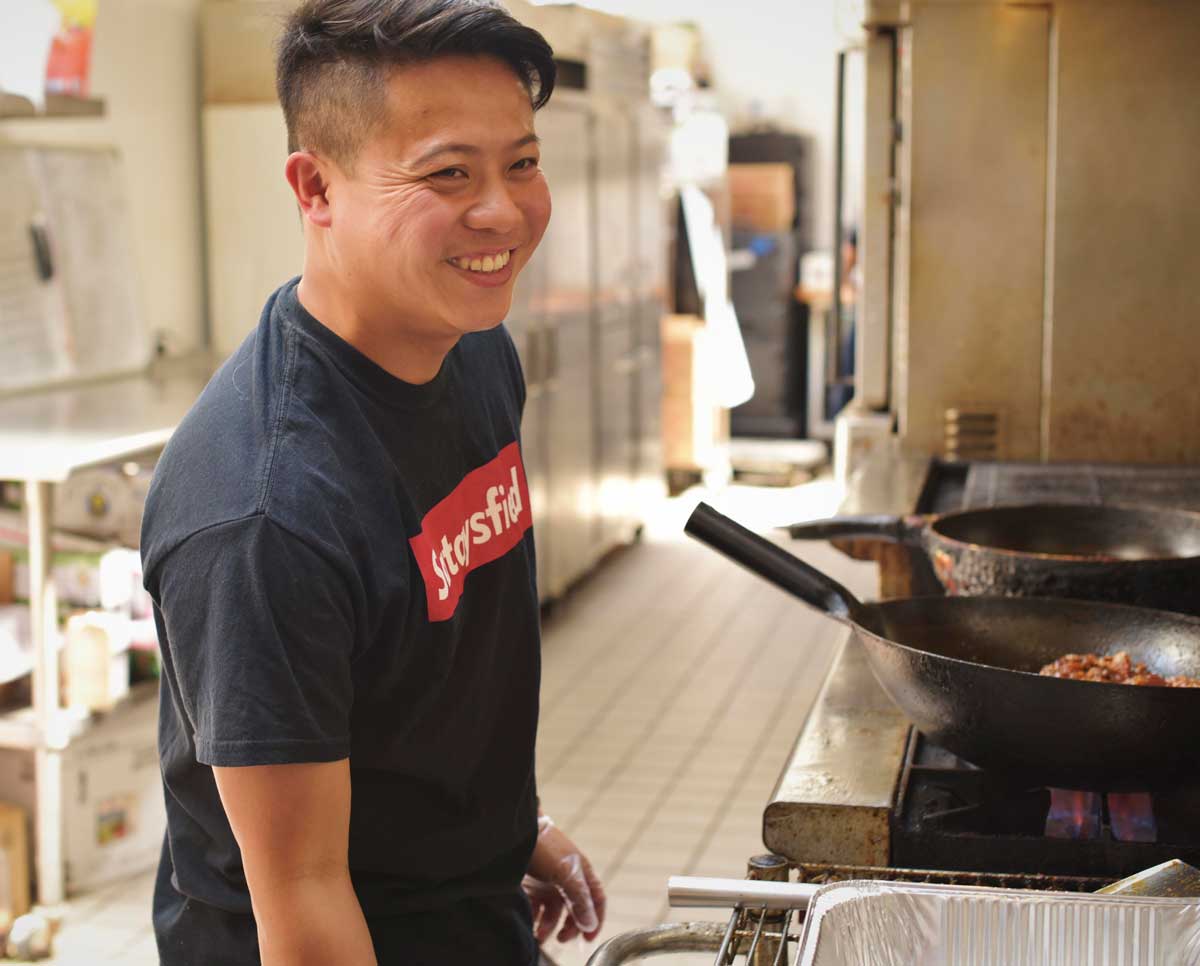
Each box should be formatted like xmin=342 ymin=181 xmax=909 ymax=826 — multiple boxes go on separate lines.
xmin=141 ymin=278 xmax=541 ymax=965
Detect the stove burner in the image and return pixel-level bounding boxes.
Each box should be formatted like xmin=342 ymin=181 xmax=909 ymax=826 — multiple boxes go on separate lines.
xmin=1046 ymin=789 xmax=1103 ymax=840
xmin=892 ymin=732 xmax=1200 ymax=878
xmin=1108 ymin=792 xmax=1158 ymax=843
xmin=1044 ymin=791 xmax=1160 ymax=842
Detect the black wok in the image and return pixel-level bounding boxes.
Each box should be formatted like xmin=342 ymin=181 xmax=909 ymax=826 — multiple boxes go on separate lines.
xmin=786 ymin=503 xmax=1200 ymax=615
xmin=687 ymin=502 xmax=1200 ymax=790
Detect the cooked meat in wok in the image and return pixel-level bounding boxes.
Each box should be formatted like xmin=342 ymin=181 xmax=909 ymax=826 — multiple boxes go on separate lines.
xmin=1040 ymin=651 xmax=1200 ymax=687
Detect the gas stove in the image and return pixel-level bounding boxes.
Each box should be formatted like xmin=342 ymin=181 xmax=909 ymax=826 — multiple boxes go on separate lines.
xmin=765 ymin=455 xmax=1200 ymax=887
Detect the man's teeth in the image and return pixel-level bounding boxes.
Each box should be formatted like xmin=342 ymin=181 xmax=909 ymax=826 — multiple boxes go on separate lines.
xmin=453 ymin=250 xmax=511 ymax=273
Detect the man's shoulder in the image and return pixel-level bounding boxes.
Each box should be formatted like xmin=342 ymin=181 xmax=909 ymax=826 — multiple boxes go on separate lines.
xmin=462 ymin=322 xmax=517 ymax=360
xmin=142 ymin=282 xmax=319 ymax=571
xmin=458 ymin=324 xmax=523 ymax=397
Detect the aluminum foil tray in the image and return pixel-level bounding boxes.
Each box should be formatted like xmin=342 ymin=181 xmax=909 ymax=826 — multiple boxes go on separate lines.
xmin=795 ymin=880 xmax=1200 ymax=966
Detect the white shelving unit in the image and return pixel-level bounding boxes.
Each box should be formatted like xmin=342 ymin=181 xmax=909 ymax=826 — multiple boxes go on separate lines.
xmin=0 ymin=354 xmax=214 ymax=904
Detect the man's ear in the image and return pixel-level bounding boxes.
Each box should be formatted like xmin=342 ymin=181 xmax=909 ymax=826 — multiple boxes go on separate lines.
xmin=285 ymin=151 xmax=334 ymax=229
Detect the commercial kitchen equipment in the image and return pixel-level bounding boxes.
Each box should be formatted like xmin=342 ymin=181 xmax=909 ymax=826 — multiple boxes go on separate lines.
xmin=838 ymin=0 xmax=1200 ymax=468
xmin=766 ymin=452 xmax=1200 ymax=892
xmin=687 ymin=501 xmax=1200 ymax=790
xmin=0 ymin=357 xmax=216 ymax=904
xmin=588 ymin=860 xmax=1200 ymax=965
xmin=787 ymin=503 xmax=1200 ymax=614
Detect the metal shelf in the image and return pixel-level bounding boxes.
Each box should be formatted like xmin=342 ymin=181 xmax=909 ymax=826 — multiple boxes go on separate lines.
xmin=0 ymin=354 xmax=213 ymax=906
xmin=0 ymin=353 xmax=217 ymax=483
xmin=0 ymin=702 xmax=91 ymax=752
xmin=0 ymin=93 xmax=106 ymax=119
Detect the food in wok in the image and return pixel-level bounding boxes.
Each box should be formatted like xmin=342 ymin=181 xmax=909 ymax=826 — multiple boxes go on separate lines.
xmin=1040 ymin=651 xmax=1200 ymax=688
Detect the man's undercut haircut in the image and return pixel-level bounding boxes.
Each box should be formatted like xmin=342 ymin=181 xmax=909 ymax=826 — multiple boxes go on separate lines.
xmin=276 ymin=0 xmax=557 ymax=169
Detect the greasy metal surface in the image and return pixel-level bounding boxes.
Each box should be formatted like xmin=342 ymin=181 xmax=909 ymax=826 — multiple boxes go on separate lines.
xmin=765 ymin=638 xmax=909 ymax=866
xmin=962 ymin=462 xmax=1200 ymax=512
xmin=584 ymin=922 xmax=726 ymax=965
xmin=896 ymin=3 xmax=1049 ymax=460
xmin=836 ymin=441 xmax=931 ymax=519
xmin=792 ymin=503 xmax=1200 ymax=615
xmin=1097 ymin=860 xmax=1200 ymax=899
xmin=746 ymin=859 xmax=791 ymax=966
xmin=1046 ymin=3 xmax=1200 ymax=463
xmin=790 ymin=862 xmax=1109 ymax=894
xmin=933 ymin=504 xmax=1200 ymax=559
xmin=931 ymin=503 xmax=1200 ymax=615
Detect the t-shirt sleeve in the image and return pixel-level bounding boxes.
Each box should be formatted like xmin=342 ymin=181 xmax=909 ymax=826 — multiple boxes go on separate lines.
xmin=152 ymin=515 xmax=355 ymax=767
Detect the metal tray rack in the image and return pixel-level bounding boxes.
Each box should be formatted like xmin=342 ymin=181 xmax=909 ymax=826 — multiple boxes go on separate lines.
xmin=585 ymin=858 xmax=1190 ymax=965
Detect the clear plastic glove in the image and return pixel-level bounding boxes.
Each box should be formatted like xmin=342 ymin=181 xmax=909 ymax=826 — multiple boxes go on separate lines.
xmin=522 ymin=814 xmax=607 ymax=944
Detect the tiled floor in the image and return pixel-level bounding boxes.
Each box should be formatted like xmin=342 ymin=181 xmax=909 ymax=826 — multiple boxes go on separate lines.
xmin=20 ymin=479 xmax=876 ymax=966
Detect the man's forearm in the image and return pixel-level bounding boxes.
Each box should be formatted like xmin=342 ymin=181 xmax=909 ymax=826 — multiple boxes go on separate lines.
xmin=250 ymin=872 xmax=377 ymax=966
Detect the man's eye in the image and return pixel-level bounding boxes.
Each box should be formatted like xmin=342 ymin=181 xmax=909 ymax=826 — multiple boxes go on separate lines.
xmin=511 ymin=158 xmax=539 ymax=172
xmin=431 ymin=168 xmax=467 ymax=180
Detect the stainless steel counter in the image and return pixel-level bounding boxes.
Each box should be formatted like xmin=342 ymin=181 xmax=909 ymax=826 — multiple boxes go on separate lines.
xmin=836 ymin=439 xmax=930 ymax=518
xmin=762 ymin=441 xmax=928 ymax=866
xmin=0 ymin=353 xmax=216 ymax=905
xmin=0 ymin=353 xmax=217 ymax=483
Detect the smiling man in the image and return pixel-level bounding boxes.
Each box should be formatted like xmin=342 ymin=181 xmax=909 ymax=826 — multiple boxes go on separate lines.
xmin=140 ymin=2 xmax=603 ymax=964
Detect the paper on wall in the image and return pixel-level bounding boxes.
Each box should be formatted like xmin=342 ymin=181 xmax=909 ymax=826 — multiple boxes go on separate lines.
xmin=0 ymin=0 xmax=62 ymax=111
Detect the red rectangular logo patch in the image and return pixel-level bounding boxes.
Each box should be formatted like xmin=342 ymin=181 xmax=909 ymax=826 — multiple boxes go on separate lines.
xmin=409 ymin=441 xmax=532 ymax=622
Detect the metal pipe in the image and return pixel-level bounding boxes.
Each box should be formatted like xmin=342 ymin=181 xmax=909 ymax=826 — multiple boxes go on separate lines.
xmin=832 ymin=49 xmax=847 ymax=368
xmin=772 ymin=910 xmax=796 ymax=966
xmin=584 ymin=922 xmax=727 ymax=966
xmin=668 ymin=876 xmax=818 ymax=911
xmin=714 ymin=914 xmax=740 ymax=965
xmin=28 ymin=480 xmax=64 ymax=905
xmin=744 ymin=907 xmax=769 ymax=962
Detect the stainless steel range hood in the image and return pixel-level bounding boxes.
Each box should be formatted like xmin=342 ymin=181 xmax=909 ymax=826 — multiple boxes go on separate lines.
xmin=852 ymin=0 xmax=1200 ymax=464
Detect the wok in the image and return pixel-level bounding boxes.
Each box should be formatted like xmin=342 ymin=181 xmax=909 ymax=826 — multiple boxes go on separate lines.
xmin=786 ymin=503 xmax=1200 ymax=615
xmin=687 ymin=502 xmax=1200 ymax=790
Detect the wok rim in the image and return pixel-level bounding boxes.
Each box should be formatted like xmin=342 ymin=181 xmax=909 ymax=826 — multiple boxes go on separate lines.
xmin=856 ymin=594 xmax=1200 ymax=693
xmin=924 ymin=502 xmax=1200 ymax=564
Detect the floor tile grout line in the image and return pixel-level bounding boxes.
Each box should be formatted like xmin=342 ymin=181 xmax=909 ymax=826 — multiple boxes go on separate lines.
xmin=563 ymin=571 xmax=789 ymax=846
xmin=550 ymin=563 xmax=774 ymax=820
xmin=539 ymin=560 xmax=736 ymax=785
xmin=595 ymin=586 xmax=798 ymax=884
xmin=539 ymin=553 xmax=744 ymax=784
xmin=648 ymin=606 xmax=843 ymax=923
xmin=539 ymin=542 xmax=725 ymax=719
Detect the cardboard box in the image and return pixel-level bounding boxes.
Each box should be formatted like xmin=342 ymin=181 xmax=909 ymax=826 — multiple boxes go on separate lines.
xmin=728 ymin=163 xmax=796 ymax=233
xmin=0 ymin=552 xmax=12 ymax=604
xmin=661 ymin=314 xmax=728 ymax=472
xmin=63 ymin=690 xmax=164 ymax=893
xmin=0 ymin=802 xmax=30 ymax=928
xmin=0 ymin=690 xmax=164 ymax=896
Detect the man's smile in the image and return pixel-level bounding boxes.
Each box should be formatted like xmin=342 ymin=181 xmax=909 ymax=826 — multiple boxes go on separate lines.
xmin=448 ymin=248 xmax=514 ymax=273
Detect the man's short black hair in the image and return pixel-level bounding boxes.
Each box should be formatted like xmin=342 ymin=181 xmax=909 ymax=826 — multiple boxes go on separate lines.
xmin=276 ymin=0 xmax=556 ymax=167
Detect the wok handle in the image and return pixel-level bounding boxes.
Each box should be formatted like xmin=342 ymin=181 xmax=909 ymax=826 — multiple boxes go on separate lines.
xmin=786 ymin=513 xmax=927 ymax=544
xmin=685 ymin=503 xmax=860 ymax=622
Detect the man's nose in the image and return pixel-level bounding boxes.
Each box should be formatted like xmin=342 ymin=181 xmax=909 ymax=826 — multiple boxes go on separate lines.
xmin=464 ymin=178 xmax=523 ymax=233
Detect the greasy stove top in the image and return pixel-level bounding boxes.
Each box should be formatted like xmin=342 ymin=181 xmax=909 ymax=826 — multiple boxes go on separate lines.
xmin=766 ymin=455 xmax=1200 ymax=878
xmin=894 ymin=732 xmax=1200 ymax=880
xmin=919 ymin=460 xmax=1200 ymax=514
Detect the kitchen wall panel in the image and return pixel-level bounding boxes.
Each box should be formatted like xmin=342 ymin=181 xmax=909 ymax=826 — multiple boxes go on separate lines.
xmin=1045 ymin=1 xmax=1200 ymax=462
xmin=897 ymin=4 xmax=1049 ymax=460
